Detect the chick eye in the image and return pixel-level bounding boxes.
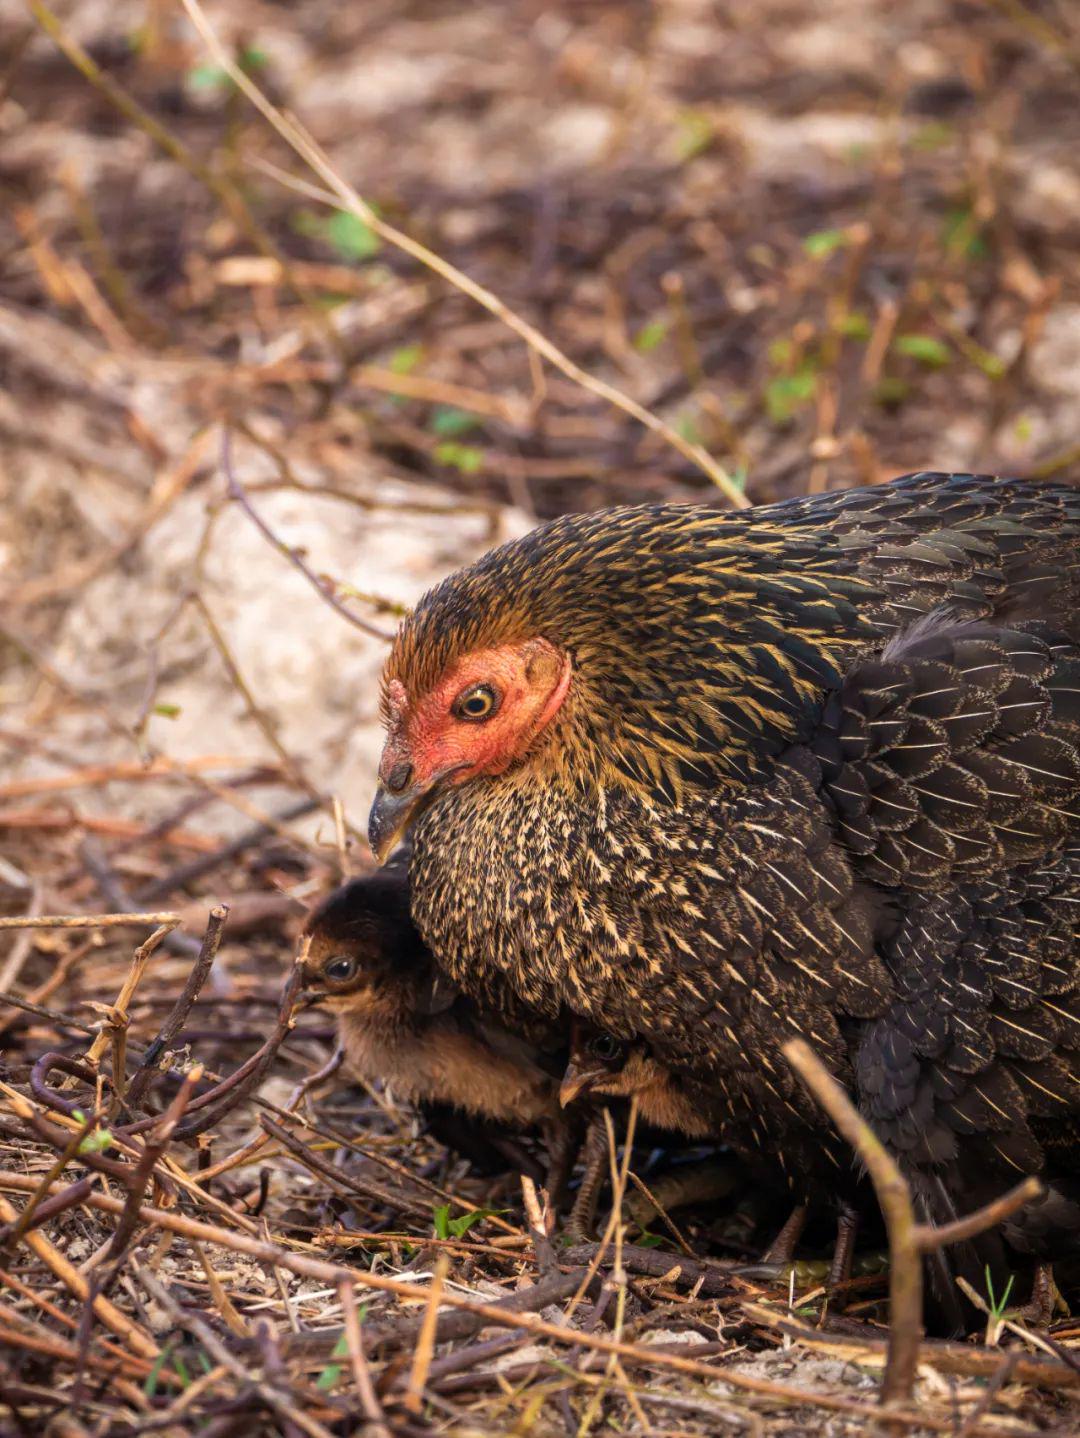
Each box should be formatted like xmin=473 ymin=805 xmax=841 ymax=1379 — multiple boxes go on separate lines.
xmin=454 ymin=684 xmax=499 ymax=722
xmin=324 ymin=954 xmax=358 ymax=983
xmin=590 ymin=1034 xmax=621 ymax=1061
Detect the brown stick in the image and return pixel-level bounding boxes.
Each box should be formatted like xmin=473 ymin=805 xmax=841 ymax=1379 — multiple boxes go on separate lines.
xmin=743 ymin=1304 xmax=1080 ymax=1394
xmin=924 ymin=1179 xmax=1042 ymax=1250
xmin=521 ymin=1173 xmax=558 ymax=1276
xmin=99 ymin=1066 xmax=203 ymax=1275
xmin=403 ymin=1252 xmax=448 ymax=1413
xmin=0 ymin=911 xmax=180 ymax=930
xmin=338 ymin=1280 xmax=392 ymax=1437
xmin=125 ymin=905 xmax=227 ymax=1107
xmin=783 ymin=1039 xmax=1043 ymax=1411
xmin=135 ymin=800 xmax=319 ymax=903
xmin=260 ymin=1114 xmax=432 ymax=1220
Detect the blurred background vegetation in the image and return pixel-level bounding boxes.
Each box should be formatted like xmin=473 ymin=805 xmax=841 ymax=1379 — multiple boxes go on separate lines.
xmin=4 ymin=0 xmax=1080 ymax=526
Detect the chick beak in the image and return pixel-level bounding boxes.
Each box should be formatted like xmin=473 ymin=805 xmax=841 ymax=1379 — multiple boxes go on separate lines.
xmin=559 ymin=1060 xmax=603 ymax=1109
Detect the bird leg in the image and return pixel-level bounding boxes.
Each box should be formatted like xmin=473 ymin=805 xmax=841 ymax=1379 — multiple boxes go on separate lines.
xmin=564 ymin=1118 xmax=609 ymax=1240
xmin=826 ymin=1202 xmax=860 ymax=1305
xmin=542 ymin=1114 xmax=584 ymax=1210
xmin=762 ymin=1203 xmax=808 ymax=1265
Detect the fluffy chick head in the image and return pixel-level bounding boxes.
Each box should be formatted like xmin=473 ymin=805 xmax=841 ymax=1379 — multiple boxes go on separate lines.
xmin=299 ymin=867 xmax=446 ymax=1020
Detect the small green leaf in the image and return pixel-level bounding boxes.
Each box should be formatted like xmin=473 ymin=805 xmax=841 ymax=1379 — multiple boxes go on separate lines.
xmin=327 ymin=210 xmax=381 ymax=262
xmin=942 ymin=207 xmax=989 ymax=261
xmin=765 ymin=368 xmax=817 ymax=424
xmin=893 ymin=333 xmax=951 ymax=368
xmin=315 ymin=1334 xmax=350 ymax=1391
xmin=1014 ymin=414 xmax=1034 ymax=441
xmin=144 ymin=1347 xmax=171 ymax=1397
xmin=836 ymin=310 xmax=871 ymax=340
xmin=389 ymin=344 xmax=424 ymax=375
xmin=635 ymin=1230 xmax=665 ymax=1249
xmin=152 ymin=702 xmax=181 ymax=720
xmin=433 ymin=442 xmax=483 ymax=475
xmin=985 ymin=1264 xmax=1016 ymax=1320
xmin=430 ymin=406 xmax=478 ymax=437
xmin=238 ymin=46 xmax=268 ymax=73
xmin=633 ymin=319 xmax=668 ymax=353
xmin=434 ymin=1205 xmax=504 ymax=1239
xmin=803 ymin=229 xmax=849 ymax=259
xmin=189 ymin=63 xmax=228 ymax=92
xmin=675 ymin=109 xmax=714 ymax=161
xmin=675 ymin=412 xmax=702 ymax=445
xmin=447 ymin=1207 xmax=505 ymax=1238
xmin=78 ymin=1127 xmax=114 ymax=1155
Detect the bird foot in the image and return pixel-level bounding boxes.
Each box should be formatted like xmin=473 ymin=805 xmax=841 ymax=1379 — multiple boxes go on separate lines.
xmin=1012 ymin=1263 xmax=1069 ymax=1327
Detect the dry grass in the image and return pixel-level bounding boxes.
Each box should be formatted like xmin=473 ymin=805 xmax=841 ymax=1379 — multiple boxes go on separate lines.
xmin=3 ymin=0 xmax=1080 ymax=1432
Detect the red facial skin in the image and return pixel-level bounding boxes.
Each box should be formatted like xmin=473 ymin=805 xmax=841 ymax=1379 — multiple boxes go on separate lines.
xmin=380 ymin=638 xmax=571 ymax=793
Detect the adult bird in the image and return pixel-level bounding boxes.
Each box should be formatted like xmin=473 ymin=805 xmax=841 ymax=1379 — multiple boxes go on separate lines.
xmin=367 ymin=471 xmax=1080 ymax=1301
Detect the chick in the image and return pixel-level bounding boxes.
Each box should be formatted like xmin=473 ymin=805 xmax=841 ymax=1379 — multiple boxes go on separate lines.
xmin=559 ymin=1026 xmax=711 ymax=1139
xmin=561 ymin=1024 xmax=863 ymax=1279
xmin=300 ymin=867 xmax=577 ymax=1192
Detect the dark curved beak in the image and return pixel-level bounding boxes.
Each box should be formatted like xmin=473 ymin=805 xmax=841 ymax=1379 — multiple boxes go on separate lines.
xmin=559 ymin=1059 xmax=603 ymax=1109
xmin=367 ymin=780 xmax=431 ymax=865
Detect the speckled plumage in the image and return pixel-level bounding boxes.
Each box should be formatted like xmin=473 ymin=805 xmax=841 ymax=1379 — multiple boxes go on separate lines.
xmin=382 ymin=472 xmax=1080 ymax=1254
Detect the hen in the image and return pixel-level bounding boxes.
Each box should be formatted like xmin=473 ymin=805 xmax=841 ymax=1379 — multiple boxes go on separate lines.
xmin=368 ymin=471 xmax=1080 ymax=1295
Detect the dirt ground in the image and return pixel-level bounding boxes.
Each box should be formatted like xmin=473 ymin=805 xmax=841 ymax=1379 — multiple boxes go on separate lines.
xmin=2 ymin=1 xmax=1080 ymax=1434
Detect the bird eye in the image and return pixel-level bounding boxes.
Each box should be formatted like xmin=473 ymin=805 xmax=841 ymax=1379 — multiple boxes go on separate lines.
xmin=324 ymin=954 xmax=358 ymax=983
xmin=454 ymin=684 xmax=499 ymax=722
xmin=590 ymin=1034 xmax=621 ymax=1061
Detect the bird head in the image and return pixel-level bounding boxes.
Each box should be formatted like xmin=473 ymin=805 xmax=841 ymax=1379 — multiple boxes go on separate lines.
xmin=559 ymin=1025 xmax=645 ymax=1107
xmin=369 ymin=504 xmax=875 ymax=861
xmin=298 ymin=869 xmax=451 ymax=1018
xmin=368 ymin=638 xmax=571 ymax=864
